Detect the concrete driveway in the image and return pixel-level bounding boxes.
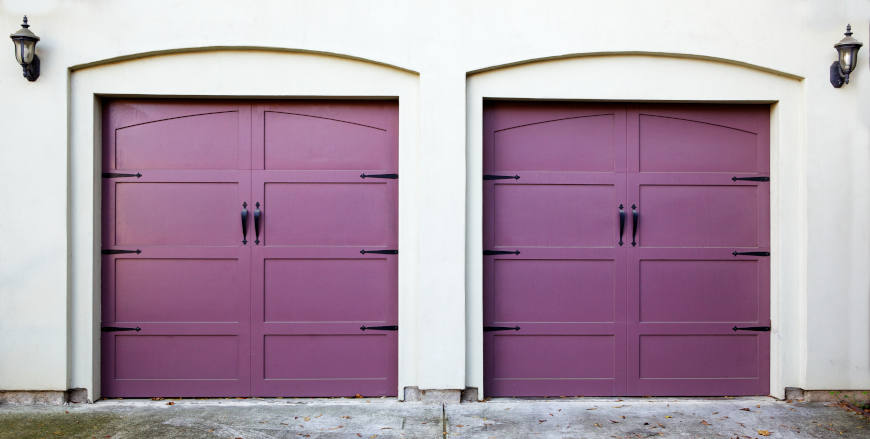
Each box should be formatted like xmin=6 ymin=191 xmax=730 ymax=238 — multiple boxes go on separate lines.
xmin=0 ymin=397 xmax=866 ymax=438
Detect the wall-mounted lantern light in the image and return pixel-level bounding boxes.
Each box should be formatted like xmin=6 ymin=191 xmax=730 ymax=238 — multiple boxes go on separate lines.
xmin=9 ymin=16 xmax=40 ymax=82
xmin=830 ymin=24 xmax=862 ymax=88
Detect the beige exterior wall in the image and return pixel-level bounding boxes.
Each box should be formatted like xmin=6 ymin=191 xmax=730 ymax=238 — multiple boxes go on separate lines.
xmin=0 ymin=0 xmax=868 ymax=398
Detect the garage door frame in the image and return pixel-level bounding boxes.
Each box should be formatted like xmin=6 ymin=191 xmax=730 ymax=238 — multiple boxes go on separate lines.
xmin=69 ymin=49 xmax=420 ymax=401
xmin=466 ymin=53 xmax=806 ymax=399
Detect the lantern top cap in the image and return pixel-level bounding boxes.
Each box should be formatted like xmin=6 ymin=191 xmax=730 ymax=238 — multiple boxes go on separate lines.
xmin=10 ymin=16 xmax=39 ymax=42
xmin=835 ymin=24 xmax=861 ymax=49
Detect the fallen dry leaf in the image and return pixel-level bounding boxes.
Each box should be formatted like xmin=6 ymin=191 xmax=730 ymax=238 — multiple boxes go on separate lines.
xmin=304 ymin=416 xmax=311 ymax=421
xmin=166 ymin=401 xmax=174 ymax=406
xmin=664 ymin=415 xmax=672 ymax=418
xmin=355 ymin=393 xmax=363 ymax=398
xmin=586 ymin=407 xmax=597 ymax=410
xmin=456 ymin=425 xmax=464 ymax=428
xmin=701 ymin=420 xmax=711 ymax=426
xmin=593 ymin=423 xmax=602 ymax=428
xmin=610 ymin=420 xmax=620 ymax=424
xmin=740 ymin=408 xmax=751 ymax=411
xmin=758 ymin=430 xmax=771 ymax=436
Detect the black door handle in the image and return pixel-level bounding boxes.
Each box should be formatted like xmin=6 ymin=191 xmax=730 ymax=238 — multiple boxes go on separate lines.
xmin=618 ymin=204 xmax=625 ymax=246
xmin=241 ymin=202 xmax=249 ymax=245
xmin=631 ymin=204 xmax=639 ymax=247
xmin=254 ymin=202 xmax=261 ymax=245
xmin=484 ymin=326 xmax=520 ymax=332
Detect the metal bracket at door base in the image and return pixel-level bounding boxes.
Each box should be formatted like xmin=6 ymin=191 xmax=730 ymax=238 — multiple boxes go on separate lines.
xmin=483 ymin=174 xmax=520 ymax=180
xmin=101 ymin=249 xmax=141 ymax=255
xmin=732 ymin=326 xmax=771 ymax=332
xmin=484 ymin=326 xmax=521 ymax=332
xmin=731 ymin=176 xmax=769 ymax=182
xmin=360 ymin=325 xmax=398 ymax=331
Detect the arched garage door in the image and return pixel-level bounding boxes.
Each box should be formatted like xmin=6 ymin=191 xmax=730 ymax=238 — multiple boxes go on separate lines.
xmin=100 ymin=100 xmax=398 ymax=397
xmin=483 ymin=101 xmax=770 ymax=396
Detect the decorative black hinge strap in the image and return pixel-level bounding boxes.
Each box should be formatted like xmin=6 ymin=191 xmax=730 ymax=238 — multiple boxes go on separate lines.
xmin=102 ymin=172 xmax=142 ymax=178
xmin=101 ymin=249 xmax=141 ymax=255
xmin=484 ymin=250 xmax=520 ymax=255
xmin=732 ymin=326 xmax=770 ymax=332
xmin=732 ymin=176 xmax=769 ymax=182
xmin=484 ymin=174 xmax=520 ymax=180
xmin=732 ymin=251 xmax=770 ymax=257
xmin=360 ymin=173 xmax=398 ymax=179
xmin=484 ymin=326 xmax=521 ymax=332
xmin=360 ymin=249 xmax=398 ymax=254
xmin=101 ymin=326 xmax=141 ymax=332
xmin=360 ymin=325 xmax=398 ymax=331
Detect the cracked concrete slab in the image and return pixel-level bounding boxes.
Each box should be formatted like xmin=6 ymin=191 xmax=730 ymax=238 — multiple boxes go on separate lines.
xmin=446 ymin=397 xmax=869 ymax=438
xmin=0 ymin=397 xmax=867 ymax=438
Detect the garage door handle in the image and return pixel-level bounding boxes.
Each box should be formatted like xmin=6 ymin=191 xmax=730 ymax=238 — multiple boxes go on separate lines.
xmin=484 ymin=326 xmax=520 ymax=332
xmin=631 ymin=204 xmax=639 ymax=247
xmin=618 ymin=204 xmax=625 ymax=246
xmin=360 ymin=325 xmax=398 ymax=331
xmin=732 ymin=326 xmax=770 ymax=332
xmin=241 ymin=202 xmax=249 ymax=245
xmin=253 ymin=202 xmax=261 ymax=245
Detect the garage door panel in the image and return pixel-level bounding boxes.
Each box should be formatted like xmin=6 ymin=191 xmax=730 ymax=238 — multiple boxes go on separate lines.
xmin=263 ymin=181 xmax=396 ymax=246
xmin=489 ymin=335 xmax=616 ymax=379
xmin=111 ymin=258 xmax=246 ymax=323
xmin=263 ymin=111 xmax=396 ymax=170
xmin=263 ymin=258 xmax=393 ymax=322
xmin=112 ymin=335 xmax=241 ymax=380
xmin=639 ymin=335 xmax=759 ymax=379
xmin=263 ymin=334 xmax=392 ymax=379
xmin=492 ymin=114 xmax=617 ymax=172
xmin=114 ymin=111 xmax=243 ymax=170
xmin=637 ymin=184 xmax=759 ymax=247
xmin=492 ymin=183 xmax=617 ymax=248
xmin=491 ymin=259 xmax=616 ymax=323
xmin=638 ymin=114 xmax=760 ymax=172
xmin=112 ymin=182 xmax=242 ymax=246
xmin=639 ymin=259 xmax=759 ymax=323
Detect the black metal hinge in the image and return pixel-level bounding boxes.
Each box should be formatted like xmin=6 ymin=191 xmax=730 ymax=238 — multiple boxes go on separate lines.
xmin=484 ymin=250 xmax=520 ymax=255
xmin=484 ymin=174 xmax=520 ymax=180
xmin=360 ymin=249 xmax=398 ymax=255
xmin=102 ymin=249 xmax=141 ymax=255
xmin=101 ymin=326 xmax=141 ymax=332
xmin=102 ymin=172 xmax=142 ymax=178
xmin=360 ymin=173 xmax=398 ymax=179
xmin=732 ymin=251 xmax=770 ymax=257
xmin=360 ymin=325 xmax=398 ymax=331
xmin=732 ymin=326 xmax=771 ymax=332
xmin=484 ymin=326 xmax=520 ymax=332
xmin=732 ymin=176 xmax=769 ymax=182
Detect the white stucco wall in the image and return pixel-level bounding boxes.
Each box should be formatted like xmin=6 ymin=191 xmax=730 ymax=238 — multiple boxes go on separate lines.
xmin=0 ymin=0 xmax=868 ymax=397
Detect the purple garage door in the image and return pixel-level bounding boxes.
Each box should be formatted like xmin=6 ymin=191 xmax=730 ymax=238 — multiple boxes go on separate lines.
xmin=101 ymin=100 xmax=398 ymax=397
xmin=483 ymin=102 xmax=770 ymax=397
